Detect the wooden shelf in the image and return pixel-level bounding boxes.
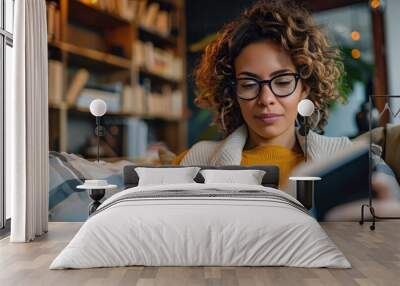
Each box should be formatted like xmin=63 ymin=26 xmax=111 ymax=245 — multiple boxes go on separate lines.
xmin=48 ymin=40 xmax=131 ymax=72
xmin=71 ymin=107 xmax=185 ymax=122
xmin=138 ymin=25 xmax=177 ymax=47
xmin=49 ymin=103 xmax=185 ymax=122
xmin=49 ymin=102 xmax=69 ymax=110
xmin=149 ymin=0 xmax=178 ymax=10
xmin=139 ymin=113 xmax=185 ymax=122
xmin=139 ymin=67 xmax=181 ymax=84
xmin=68 ymin=0 xmax=131 ymax=30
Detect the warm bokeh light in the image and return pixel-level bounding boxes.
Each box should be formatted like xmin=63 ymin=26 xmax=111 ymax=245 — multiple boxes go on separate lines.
xmin=351 ymin=49 xmax=361 ymax=59
xmin=90 ymin=0 xmax=98 ymax=5
xmin=351 ymin=31 xmax=361 ymax=41
xmin=370 ymin=0 xmax=381 ymax=9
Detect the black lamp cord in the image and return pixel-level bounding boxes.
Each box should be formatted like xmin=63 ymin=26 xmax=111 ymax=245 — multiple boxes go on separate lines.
xmin=96 ymin=116 xmax=100 ymax=163
xmin=304 ymin=116 xmax=308 ymax=162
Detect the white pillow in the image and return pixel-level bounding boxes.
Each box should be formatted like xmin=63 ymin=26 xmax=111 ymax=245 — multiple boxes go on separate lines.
xmin=135 ymin=167 xmax=201 ymax=186
xmin=200 ymin=169 xmax=266 ymax=185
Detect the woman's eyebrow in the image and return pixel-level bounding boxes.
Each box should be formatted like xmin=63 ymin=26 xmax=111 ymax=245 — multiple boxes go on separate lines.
xmin=237 ymin=71 xmax=260 ymax=78
xmin=237 ymin=69 xmax=294 ymax=79
xmin=269 ymin=69 xmax=293 ymax=77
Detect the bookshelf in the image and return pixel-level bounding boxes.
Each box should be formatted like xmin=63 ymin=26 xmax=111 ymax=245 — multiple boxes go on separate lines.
xmin=48 ymin=40 xmax=131 ymax=70
xmin=46 ymin=0 xmax=188 ymax=161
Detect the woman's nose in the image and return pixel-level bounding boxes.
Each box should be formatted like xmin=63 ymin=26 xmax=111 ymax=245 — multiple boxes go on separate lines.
xmin=257 ymin=85 xmax=277 ymax=106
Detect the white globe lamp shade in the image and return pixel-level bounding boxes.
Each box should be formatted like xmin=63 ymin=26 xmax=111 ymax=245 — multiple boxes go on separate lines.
xmin=297 ymin=99 xmax=314 ymax=117
xmin=90 ymin=99 xmax=107 ymax=117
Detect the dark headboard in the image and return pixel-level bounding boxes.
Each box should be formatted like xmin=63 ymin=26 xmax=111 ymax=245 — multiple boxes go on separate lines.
xmin=123 ymin=165 xmax=280 ymax=189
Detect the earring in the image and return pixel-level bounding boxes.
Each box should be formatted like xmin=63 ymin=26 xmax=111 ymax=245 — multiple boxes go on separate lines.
xmin=295 ymin=116 xmax=301 ymax=127
xmin=311 ymin=109 xmax=321 ymax=129
xmin=297 ymin=99 xmax=317 ymax=136
xmin=221 ymin=106 xmax=227 ymax=132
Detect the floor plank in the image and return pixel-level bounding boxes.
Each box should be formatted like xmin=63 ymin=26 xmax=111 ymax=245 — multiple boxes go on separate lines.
xmin=0 ymin=221 xmax=399 ymax=286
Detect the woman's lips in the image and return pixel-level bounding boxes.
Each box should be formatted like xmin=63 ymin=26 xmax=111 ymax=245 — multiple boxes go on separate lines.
xmin=255 ymin=114 xmax=283 ymax=124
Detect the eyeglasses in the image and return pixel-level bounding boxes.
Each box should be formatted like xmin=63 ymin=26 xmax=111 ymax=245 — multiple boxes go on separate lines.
xmin=233 ymin=72 xmax=301 ymax=100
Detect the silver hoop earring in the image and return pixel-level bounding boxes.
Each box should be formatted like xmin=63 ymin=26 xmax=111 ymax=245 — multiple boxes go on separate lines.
xmin=221 ymin=106 xmax=227 ymax=132
xmin=311 ymin=109 xmax=321 ymax=130
xmin=295 ymin=118 xmax=300 ymax=128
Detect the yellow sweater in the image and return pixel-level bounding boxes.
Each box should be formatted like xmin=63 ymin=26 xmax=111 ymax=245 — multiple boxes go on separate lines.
xmin=172 ymin=145 xmax=304 ymax=188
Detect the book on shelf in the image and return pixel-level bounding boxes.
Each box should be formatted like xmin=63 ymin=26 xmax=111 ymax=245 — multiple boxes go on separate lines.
xmin=145 ymin=86 xmax=183 ymax=118
xmin=65 ymin=69 xmax=90 ymax=106
xmin=146 ymin=93 xmax=162 ymax=116
xmin=79 ymin=0 xmax=135 ymax=21
xmin=155 ymin=10 xmax=170 ymax=36
xmin=122 ymin=86 xmax=134 ymax=113
xmin=121 ymin=83 xmax=183 ymax=118
xmin=47 ymin=2 xmax=61 ymax=41
xmin=143 ymin=41 xmax=155 ymax=68
xmin=133 ymin=41 xmax=145 ymax=67
xmin=48 ymin=60 xmax=64 ymax=106
xmin=76 ymin=88 xmax=121 ymax=113
xmin=171 ymin=90 xmax=183 ymax=117
xmin=137 ymin=0 xmax=148 ymax=24
xmin=136 ymin=0 xmax=173 ymax=36
xmin=143 ymin=2 xmax=160 ymax=28
xmin=122 ymin=85 xmax=146 ymax=115
xmin=122 ymin=0 xmax=136 ymax=21
xmin=54 ymin=9 xmax=61 ymax=41
xmin=134 ymin=40 xmax=183 ymax=81
xmin=124 ymin=118 xmax=148 ymax=158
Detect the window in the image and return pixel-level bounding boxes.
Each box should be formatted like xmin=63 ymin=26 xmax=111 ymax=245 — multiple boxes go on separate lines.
xmin=1 ymin=0 xmax=14 ymax=230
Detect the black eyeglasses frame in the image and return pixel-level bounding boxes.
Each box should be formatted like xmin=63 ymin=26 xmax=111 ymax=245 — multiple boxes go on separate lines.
xmin=232 ymin=72 xmax=301 ymax=101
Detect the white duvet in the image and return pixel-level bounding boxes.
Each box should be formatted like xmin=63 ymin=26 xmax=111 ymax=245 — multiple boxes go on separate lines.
xmin=50 ymin=183 xmax=351 ymax=269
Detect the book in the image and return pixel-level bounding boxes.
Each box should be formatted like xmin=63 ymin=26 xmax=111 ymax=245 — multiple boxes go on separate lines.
xmin=47 ymin=2 xmax=56 ymax=41
xmin=54 ymin=9 xmax=61 ymax=41
xmin=137 ymin=0 xmax=148 ymax=24
xmin=171 ymin=90 xmax=183 ymax=117
xmin=127 ymin=0 xmax=139 ymax=21
xmin=106 ymin=0 xmax=116 ymax=13
xmin=137 ymin=40 xmax=182 ymax=80
xmin=121 ymin=0 xmax=135 ymax=21
xmin=121 ymin=81 xmax=183 ymax=118
xmin=133 ymin=85 xmax=146 ymax=114
xmin=122 ymin=86 xmax=133 ymax=113
xmin=155 ymin=11 xmax=170 ymax=36
xmin=122 ymin=85 xmax=146 ymax=115
xmin=124 ymin=118 xmax=148 ymax=158
xmin=143 ymin=41 xmax=155 ymax=69
xmin=143 ymin=2 xmax=160 ymax=28
xmin=48 ymin=60 xmax=64 ymax=105
xmin=65 ymin=69 xmax=90 ymax=106
xmin=116 ymin=0 xmax=127 ymax=18
xmin=76 ymin=88 xmax=121 ymax=112
xmin=288 ymin=142 xmax=370 ymax=221
xmin=133 ymin=41 xmax=145 ymax=67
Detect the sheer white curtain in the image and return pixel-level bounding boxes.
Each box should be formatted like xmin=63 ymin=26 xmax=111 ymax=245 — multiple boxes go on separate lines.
xmin=6 ymin=0 xmax=49 ymax=242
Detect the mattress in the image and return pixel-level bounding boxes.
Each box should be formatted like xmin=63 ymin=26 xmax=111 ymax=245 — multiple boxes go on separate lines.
xmin=50 ymin=183 xmax=351 ymax=269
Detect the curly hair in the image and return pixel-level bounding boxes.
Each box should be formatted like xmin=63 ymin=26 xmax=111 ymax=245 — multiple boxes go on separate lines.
xmin=194 ymin=0 xmax=344 ymax=136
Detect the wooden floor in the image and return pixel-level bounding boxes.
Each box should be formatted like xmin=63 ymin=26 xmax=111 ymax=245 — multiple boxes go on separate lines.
xmin=0 ymin=222 xmax=399 ymax=286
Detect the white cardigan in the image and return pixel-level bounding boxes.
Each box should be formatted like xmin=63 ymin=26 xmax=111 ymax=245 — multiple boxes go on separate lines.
xmin=181 ymin=125 xmax=353 ymax=166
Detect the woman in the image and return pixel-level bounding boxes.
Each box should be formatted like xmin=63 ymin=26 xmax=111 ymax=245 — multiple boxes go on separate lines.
xmin=172 ymin=0 xmax=399 ymax=196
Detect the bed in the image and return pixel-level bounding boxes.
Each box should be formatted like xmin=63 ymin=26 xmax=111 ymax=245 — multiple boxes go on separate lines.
xmin=50 ymin=165 xmax=351 ymax=269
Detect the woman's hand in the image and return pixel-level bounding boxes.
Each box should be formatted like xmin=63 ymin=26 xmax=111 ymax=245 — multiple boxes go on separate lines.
xmin=372 ymin=173 xmax=397 ymax=200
